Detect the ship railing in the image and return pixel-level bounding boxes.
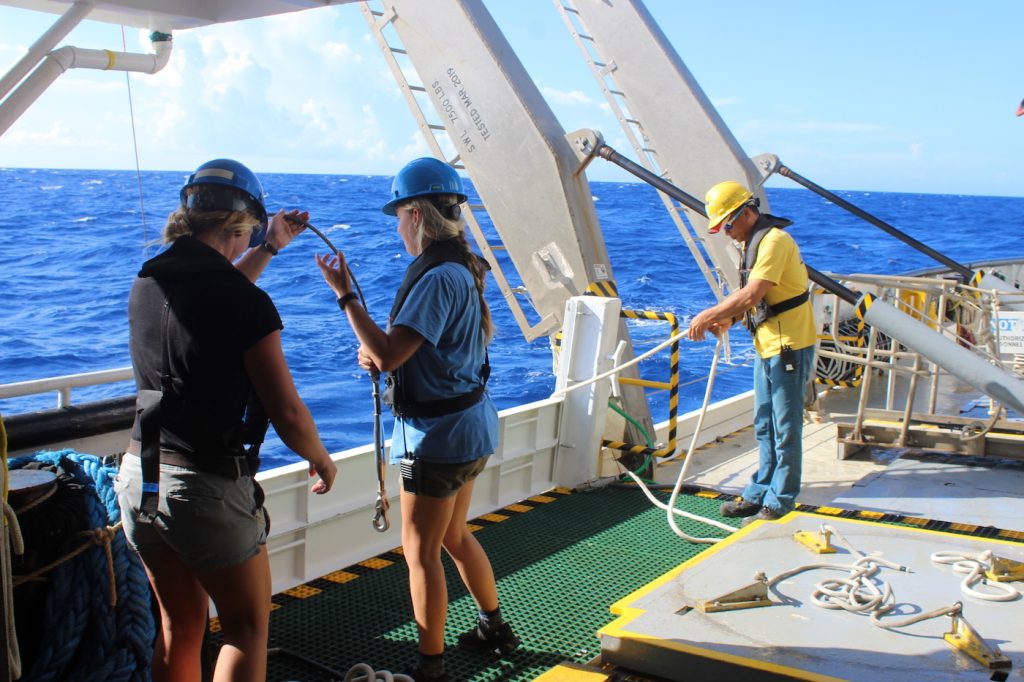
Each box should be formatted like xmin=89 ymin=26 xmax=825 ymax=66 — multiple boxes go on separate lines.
xmin=811 ymin=271 xmax=1024 ymax=456
xmin=0 ymin=366 xmax=134 ymax=409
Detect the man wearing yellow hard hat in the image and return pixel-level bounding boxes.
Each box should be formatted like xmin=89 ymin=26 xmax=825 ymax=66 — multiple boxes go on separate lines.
xmin=687 ymin=180 xmax=816 ymax=526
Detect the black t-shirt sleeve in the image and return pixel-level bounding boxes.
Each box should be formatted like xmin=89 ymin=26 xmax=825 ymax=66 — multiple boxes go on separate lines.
xmin=235 ymin=285 xmax=283 ymax=353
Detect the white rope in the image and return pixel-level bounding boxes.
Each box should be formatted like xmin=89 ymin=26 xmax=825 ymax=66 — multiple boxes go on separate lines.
xmin=551 ymin=326 xmax=691 ymax=399
xmin=621 ymin=337 xmax=735 ymax=543
xmin=764 ymin=524 xmax=963 ymax=631
xmin=931 ymin=549 xmax=1019 ymax=602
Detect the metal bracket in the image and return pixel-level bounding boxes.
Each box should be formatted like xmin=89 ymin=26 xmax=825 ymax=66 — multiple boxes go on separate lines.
xmin=565 ymin=128 xmax=604 ymax=176
xmin=697 ymin=572 xmax=775 ymax=613
xmin=793 ymin=527 xmax=837 ymax=554
xmin=750 ymin=153 xmax=780 ymax=184
xmin=944 ymin=611 xmax=1012 ymax=671
xmin=986 ymin=555 xmax=1024 ymax=583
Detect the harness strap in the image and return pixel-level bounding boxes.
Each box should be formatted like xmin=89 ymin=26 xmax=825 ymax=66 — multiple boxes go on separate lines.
xmin=129 ymin=440 xmax=250 ymax=475
xmin=768 ymin=290 xmax=809 ymax=317
xmin=137 ymin=293 xmax=173 ymax=524
xmin=387 ymin=382 xmax=486 ymax=419
xmin=136 ymin=391 xmax=161 ymax=523
xmin=740 ymin=217 xmax=809 ymax=333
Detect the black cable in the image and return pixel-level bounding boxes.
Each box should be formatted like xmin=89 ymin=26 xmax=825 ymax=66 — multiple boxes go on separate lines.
xmin=284 ymin=215 xmax=369 ymax=309
xmin=287 ymin=213 xmax=389 ymax=530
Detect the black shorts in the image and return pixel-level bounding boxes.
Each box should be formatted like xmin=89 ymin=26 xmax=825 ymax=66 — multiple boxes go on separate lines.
xmin=402 ymin=456 xmax=489 ymax=498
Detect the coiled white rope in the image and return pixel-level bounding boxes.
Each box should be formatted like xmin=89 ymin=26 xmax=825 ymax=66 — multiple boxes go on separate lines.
xmin=766 ymin=524 xmax=963 ymax=630
xmin=930 ymin=549 xmax=1019 ymax=602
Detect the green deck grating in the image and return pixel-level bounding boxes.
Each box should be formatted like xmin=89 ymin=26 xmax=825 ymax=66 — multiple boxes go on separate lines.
xmin=245 ymin=487 xmax=730 ymax=681
xmin=206 ymin=484 xmax=1024 ymax=681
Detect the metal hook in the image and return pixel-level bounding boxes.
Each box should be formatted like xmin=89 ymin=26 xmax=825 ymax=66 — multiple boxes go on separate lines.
xmin=372 ymin=494 xmax=390 ymax=532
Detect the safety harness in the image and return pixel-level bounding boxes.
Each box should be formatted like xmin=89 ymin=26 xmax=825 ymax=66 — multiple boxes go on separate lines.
xmin=740 ymin=214 xmax=810 ymax=334
xmin=383 ymin=238 xmax=490 ymax=419
xmin=135 ymin=284 xmax=269 ymax=524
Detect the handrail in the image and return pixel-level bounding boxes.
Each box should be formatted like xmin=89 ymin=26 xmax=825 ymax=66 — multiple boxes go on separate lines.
xmin=0 ymin=367 xmax=133 ymax=408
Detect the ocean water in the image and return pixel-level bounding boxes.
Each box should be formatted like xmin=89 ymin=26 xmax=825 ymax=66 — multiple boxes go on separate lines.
xmin=0 ymin=167 xmax=1020 ymax=470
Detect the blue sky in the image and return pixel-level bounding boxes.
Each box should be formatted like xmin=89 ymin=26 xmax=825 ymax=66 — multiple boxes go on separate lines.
xmin=0 ymin=1 xmax=1021 ymax=196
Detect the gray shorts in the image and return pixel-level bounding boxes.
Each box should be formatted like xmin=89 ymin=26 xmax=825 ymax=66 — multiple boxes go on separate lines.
xmin=116 ymin=453 xmax=267 ymax=572
xmin=403 ymin=456 xmax=489 ymax=498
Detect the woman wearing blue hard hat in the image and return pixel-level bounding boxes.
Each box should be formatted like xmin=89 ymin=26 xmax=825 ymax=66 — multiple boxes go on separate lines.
xmin=317 ymin=157 xmax=518 ymax=681
xmin=117 ymin=158 xmax=337 ymax=681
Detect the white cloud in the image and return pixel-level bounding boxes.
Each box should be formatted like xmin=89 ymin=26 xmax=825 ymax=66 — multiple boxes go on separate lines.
xmin=399 ymin=130 xmax=433 ymax=160
xmin=541 ymin=86 xmax=597 ymax=106
xmin=321 ymin=41 xmax=363 ymax=63
xmin=0 ymin=120 xmax=76 ymax=147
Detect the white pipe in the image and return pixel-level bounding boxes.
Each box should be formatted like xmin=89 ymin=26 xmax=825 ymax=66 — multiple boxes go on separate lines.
xmin=0 ymin=32 xmax=172 ymax=138
xmin=0 ymin=0 xmax=94 ymax=101
xmin=863 ymin=297 xmax=1024 ymax=415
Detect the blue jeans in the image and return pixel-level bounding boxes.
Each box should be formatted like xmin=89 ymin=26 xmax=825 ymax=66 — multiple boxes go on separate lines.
xmin=742 ymin=345 xmax=816 ymax=514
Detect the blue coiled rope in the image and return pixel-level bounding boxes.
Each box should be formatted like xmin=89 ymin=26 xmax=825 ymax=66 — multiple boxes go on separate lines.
xmin=9 ymin=450 xmax=154 ymax=681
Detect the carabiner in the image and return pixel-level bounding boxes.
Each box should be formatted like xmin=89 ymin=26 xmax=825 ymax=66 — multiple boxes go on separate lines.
xmin=372 ymin=493 xmax=390 ymax=532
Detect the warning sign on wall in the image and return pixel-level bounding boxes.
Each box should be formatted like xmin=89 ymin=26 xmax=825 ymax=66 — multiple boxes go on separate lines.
xmin=992 ymin=311 xmax=1024 ymax=354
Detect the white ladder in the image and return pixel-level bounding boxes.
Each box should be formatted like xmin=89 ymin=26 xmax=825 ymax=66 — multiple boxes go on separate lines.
xmin=553 ymin=0 xmax=726 ymax=302
xmin=362 ymin=1 xmax=556 ymax=342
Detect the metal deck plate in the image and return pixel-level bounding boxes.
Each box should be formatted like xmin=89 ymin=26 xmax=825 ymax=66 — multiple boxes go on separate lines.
xmin=600 ymin=513 xmax=1024 ymax=681
xmin=836 ymin=454 xmax=1024 ymax=532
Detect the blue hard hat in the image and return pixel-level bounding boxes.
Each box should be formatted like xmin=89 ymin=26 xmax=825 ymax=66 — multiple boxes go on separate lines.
xmin=180 ymin=159 xmax=268 ymax=245
xmin=381 ymin=157 xmax=467 ymax=216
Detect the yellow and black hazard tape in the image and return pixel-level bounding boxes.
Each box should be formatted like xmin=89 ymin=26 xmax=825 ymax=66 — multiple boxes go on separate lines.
xmin=683 ymin=487 xmax=1024 ymax=543
xmin=585 ymin=280 xmax=618 ymax=298
xmin=605 ymin=309 xmax=680 ymax=458
xmin=853 ymin=293 xmax=874 ymax=332
xmin=815 ymin=368 xmax=863 ymax=388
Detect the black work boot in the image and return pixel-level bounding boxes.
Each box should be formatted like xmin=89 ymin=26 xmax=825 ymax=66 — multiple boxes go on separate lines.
xmin=457 ymin=620 xmax=521 ymax=656
xmin=405 ymin=665 xmax=449 ymax=682
xmin=719 ymin=497 xmax=761 ymax=518
xmin=406 ymin=652 xmax=448 ymax=681
xmin=741 ymin=506 xmax=784 ymax=528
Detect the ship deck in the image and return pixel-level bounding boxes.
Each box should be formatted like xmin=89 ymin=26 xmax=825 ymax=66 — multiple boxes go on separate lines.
xmin=250 ymin=388 xmax=1024 ymax=680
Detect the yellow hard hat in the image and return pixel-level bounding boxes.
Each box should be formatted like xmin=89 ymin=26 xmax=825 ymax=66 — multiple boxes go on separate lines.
xmin=705 ymin=180 xmax=753 ymax=234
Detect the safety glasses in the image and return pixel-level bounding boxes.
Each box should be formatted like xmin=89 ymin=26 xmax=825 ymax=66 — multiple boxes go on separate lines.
xmin=723 ymin=204 xmax=748 ymax=232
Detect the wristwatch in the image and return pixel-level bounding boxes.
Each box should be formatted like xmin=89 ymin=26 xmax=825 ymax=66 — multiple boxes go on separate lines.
xmin=337 ymin=292 xmax=358 ymax=311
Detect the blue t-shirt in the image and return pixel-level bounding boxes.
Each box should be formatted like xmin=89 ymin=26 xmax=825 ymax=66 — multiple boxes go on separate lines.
xmin=388 ymin=262 xmax=498 ymax=464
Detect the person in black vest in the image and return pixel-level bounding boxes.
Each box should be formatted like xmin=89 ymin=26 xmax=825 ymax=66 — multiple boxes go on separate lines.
xmin=316 ymin=158 xmax=518 ymax=681
xmin=687 ymin=180 xmax=816 ymax=527
xmin=117 ymin=159 xmax=337 ymax=681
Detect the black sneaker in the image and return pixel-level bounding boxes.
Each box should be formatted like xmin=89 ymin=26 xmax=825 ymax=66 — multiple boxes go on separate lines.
xmin=404 ymin=664 xmax=449 ymax=682
xmin=457 ymin=620 xmax=521 ymax=655
xmin=719 ymin=498 xmax=761 ymax=518
xmin=741 ymin=506 xmax=784 ymax=528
